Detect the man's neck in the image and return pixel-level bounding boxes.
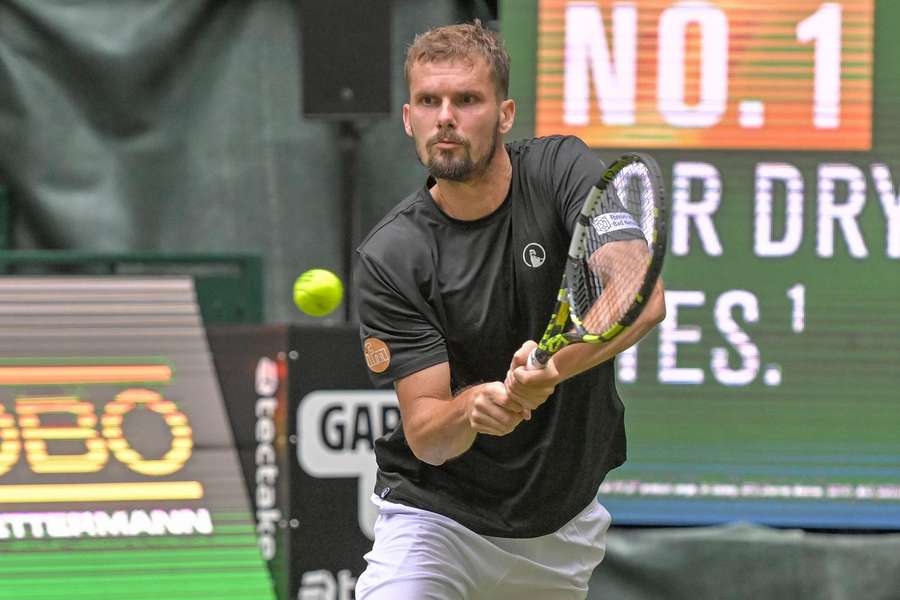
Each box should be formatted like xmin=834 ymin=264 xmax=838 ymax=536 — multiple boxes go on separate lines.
xmin=429 ymin=146 xmax=512 ymax=221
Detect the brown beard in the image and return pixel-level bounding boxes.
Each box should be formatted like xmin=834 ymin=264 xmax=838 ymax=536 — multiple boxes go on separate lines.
xmin=418 ymin=120 xmax=501 ymax=182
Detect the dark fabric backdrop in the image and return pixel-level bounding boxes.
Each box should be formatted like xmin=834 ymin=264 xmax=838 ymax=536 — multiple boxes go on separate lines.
xmin=0 ymin=0 xmax=482 ymax=322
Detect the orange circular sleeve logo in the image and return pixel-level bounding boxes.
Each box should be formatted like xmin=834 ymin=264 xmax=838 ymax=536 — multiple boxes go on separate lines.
xmin=363 ymin=338 xmax=391 ymax=373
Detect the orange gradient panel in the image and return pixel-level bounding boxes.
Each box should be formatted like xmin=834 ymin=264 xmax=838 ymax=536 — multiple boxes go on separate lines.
xmin=536 ymin=0 xmax=873 ymax=149
xmin=0 ymin=364 xmax=172 ymax=386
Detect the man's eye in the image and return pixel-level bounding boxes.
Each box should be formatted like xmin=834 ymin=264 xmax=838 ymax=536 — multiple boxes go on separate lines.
xmin=461 ymin=95 xmax=475 ymax=104
xmin=421 ymin=96 xmax=435 ymax=105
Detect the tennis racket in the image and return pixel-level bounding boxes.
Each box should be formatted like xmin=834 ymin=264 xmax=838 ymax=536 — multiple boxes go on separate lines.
xmin=528 ymin=152 xmax=668 ymax=369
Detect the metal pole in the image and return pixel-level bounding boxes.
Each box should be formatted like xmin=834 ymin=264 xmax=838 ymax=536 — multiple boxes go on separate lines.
xmin=337 ymin=120 xmax=361 ymax=322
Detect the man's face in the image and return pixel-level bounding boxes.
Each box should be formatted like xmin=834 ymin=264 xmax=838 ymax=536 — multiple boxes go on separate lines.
xmin=403 ymin=57 xmax=514 ymax=182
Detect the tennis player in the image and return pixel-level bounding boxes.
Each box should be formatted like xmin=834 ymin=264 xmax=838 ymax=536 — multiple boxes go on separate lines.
xmin=355 ymin=20 xmax=666 ymax=599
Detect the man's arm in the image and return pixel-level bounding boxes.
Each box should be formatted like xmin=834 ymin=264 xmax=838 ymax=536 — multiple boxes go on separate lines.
xmin=506 ymin=274 xmax=666 ymax=397
xmin=394 ymin=362 xmax=531 ymax=467
xmin=552 ymin=275 xmax=665 ymax=380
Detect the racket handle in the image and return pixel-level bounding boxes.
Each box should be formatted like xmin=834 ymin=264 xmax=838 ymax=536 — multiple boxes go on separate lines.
xmin=527 ymin=347 xmax=551 ymax=370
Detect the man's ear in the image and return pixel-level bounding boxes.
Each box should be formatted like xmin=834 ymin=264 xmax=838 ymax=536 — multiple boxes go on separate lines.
xmin=402 ymin=104 xmax=413 ymax=137
xmin=499 ymin=98 xmax=516 ymax=134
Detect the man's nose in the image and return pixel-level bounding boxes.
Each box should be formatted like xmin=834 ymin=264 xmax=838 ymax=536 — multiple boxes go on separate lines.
xmin=436 ymin=98 xmax=456 ymax=127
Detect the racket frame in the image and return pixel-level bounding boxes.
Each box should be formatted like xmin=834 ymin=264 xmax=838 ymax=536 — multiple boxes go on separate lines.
xmin=529 ymin=153 xmax=667 ymax=367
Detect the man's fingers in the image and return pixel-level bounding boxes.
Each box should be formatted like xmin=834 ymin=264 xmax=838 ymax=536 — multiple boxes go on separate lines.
xmin=499 ymin=375 xmax=534 ymax=414
xmin=470 ymin=405 xmax=521 ymax=435
xmin=505 ymin=364 xmax=557 ymax=413
xmin=469 ymin=384 xmax=526 ymax=433
xmin=511 ymin=363 xmax=557 ymax=386
xmin=509 ymin=340 xmax=538 ymax=370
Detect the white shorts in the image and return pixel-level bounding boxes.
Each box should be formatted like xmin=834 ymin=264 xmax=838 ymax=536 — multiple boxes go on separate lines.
xmin=355 ymin=494 xmax=611 ymax=600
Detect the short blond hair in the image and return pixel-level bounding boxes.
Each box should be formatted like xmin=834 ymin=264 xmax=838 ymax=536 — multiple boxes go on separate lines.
xmin=404 ymin=20 xmax=510 ymax=99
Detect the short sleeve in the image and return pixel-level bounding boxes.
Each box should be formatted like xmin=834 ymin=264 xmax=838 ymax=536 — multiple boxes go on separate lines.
xmin=355 ymin=250 xmax=447 ymax=388
xmin=541 ymin=136 xmax=606 ymax=235
xmin=535 ymin=135 xmax=645 ymax=244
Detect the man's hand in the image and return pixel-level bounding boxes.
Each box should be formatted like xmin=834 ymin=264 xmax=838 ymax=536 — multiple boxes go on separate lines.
xmin=504 ymin=341 xmax=560 ymax=412
xmin=465 ymin=382 xmax=530 ymax=436
xmin=395 ymin=362 xmax=536 ymax=466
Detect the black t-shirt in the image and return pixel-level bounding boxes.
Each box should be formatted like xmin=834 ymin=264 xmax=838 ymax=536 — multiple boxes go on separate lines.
xmin=355 ymin=135 xmax=627 ymax=538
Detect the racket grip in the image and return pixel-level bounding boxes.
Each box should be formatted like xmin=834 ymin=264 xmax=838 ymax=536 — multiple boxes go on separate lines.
xmin=527 ymin=347 xmax=551 ymax=370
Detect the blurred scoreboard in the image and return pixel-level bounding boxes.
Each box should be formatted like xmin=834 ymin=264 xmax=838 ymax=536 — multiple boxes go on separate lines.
xmin=503 ymin=0 xmax=900 ymax=528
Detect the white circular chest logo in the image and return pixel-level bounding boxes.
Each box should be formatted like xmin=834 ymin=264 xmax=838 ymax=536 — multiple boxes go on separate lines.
xmin=522 ymin=243 xmax=546 ymax=268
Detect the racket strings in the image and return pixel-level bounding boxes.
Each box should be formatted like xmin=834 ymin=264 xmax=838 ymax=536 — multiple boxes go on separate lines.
xmin=571 ymin=162 xmax=655 ymax=335
xmin=569 ymin=257 xmax=603 ymax=321
xmin=612 ymin=162 xmax=657 ymax=245
xmin=579 ymin=244 xmax=648 ymax=334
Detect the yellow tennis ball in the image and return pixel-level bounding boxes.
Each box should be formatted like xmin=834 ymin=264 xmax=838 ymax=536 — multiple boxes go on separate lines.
xmin=293 ymin=269 xmax=343 ymax=317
